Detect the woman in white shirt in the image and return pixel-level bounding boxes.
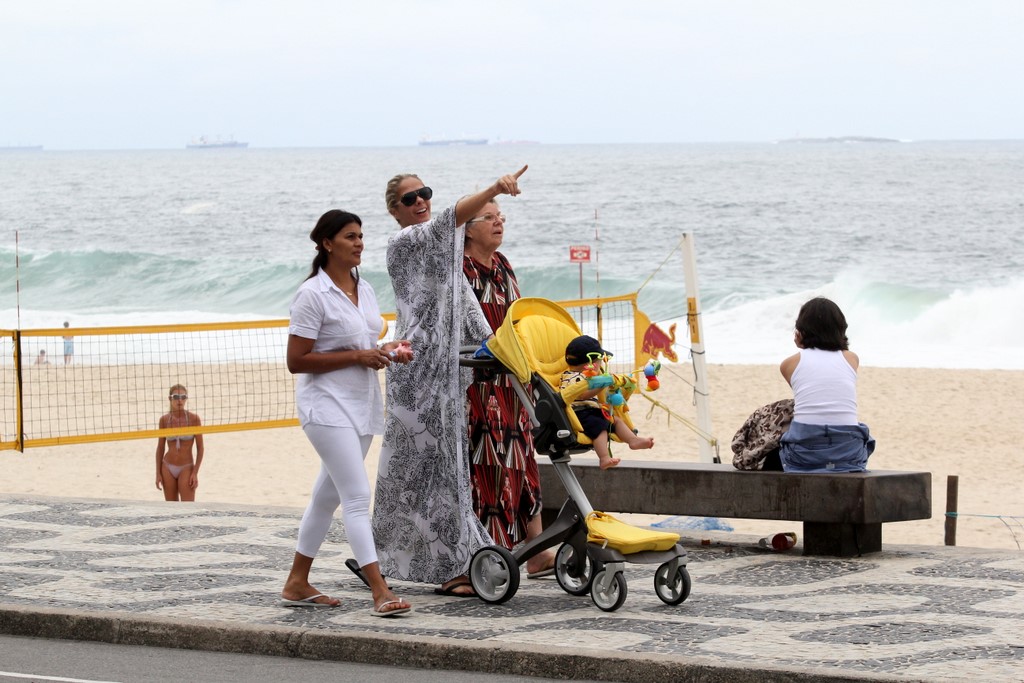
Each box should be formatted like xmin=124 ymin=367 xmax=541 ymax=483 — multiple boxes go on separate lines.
xmin=280 ymin=209 xmax=413 ymax=617
xmin=779 ymin=297 xmax=875 ymax=472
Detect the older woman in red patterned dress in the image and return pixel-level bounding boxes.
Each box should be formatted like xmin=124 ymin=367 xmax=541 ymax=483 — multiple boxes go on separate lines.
xmin=463 ymin=201 xmax=555 ymax=578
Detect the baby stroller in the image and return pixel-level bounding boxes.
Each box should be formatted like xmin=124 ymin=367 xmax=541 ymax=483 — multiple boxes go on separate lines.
xmin=461 ymin=297 xmax=691 ymax=612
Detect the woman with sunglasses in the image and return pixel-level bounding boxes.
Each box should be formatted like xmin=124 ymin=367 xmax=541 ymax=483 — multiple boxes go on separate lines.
xmin=155 ymin=384 xmax=204 ymax=502
xmin=280 ymin=209 xmax=413 ymax=616
xmin=462 ymin=201 xmax=556 ymax=578
xmin=371 ymin=166 xmax=526 ymax=597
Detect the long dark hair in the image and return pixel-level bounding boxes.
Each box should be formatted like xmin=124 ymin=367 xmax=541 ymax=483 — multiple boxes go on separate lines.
xmin=795 ymin=297 xmax=850 ymax=351
xmin=306 ymin=210 xmax=362 ymax=281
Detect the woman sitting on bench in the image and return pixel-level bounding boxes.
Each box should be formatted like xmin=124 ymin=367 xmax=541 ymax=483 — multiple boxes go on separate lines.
xmin=779 ymin=297 xmax=875 ymax=473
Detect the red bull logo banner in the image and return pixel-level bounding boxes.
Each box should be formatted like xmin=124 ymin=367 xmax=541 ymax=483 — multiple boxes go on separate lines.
xmin=633 ymin=308 xmax=678 ymax=365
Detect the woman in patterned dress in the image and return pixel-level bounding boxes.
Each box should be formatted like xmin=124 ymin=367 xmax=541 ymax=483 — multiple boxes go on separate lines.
xmin=371 ymin=167 xmax=528 ymax=597
xmin=463 ymin=201 xmax=556 ymax=578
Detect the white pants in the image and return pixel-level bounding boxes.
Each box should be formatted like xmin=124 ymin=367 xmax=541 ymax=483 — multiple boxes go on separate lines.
xmin=296 ymin=424 xmax=377 ymax=566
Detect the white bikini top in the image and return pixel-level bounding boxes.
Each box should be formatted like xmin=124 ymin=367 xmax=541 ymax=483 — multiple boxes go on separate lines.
xmin=165 ymin=413 xmax=194 ymax=444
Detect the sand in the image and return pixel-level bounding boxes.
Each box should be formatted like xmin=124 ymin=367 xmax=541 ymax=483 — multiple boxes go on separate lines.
xmin=3 ymin=364 xmax=1022 ymax=551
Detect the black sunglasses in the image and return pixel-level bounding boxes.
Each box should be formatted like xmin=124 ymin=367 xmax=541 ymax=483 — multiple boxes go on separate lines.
xmin=399 ymin=186 xmax=433 ymax=207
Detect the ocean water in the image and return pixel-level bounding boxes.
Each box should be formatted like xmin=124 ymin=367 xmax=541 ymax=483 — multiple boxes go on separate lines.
xmin=1 ymin=141 xmax=1022 ymax=369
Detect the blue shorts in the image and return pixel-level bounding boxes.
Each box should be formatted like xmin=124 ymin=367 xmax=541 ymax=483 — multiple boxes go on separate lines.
xmin=574 ymin=407 xmax=611 ymax=440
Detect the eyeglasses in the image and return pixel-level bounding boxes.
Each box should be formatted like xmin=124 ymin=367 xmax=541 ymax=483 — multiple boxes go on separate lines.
xmin=169 ymin=394 xmax=188 ymax=400
xmin=398 ymin=187 xmax=433 ymax=207
xmin=467 ymin=213 xmax=505 ymax=225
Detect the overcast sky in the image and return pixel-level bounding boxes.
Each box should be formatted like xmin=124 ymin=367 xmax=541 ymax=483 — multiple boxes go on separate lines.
xmin=2 ymin=1 xmax=1022 ymax=149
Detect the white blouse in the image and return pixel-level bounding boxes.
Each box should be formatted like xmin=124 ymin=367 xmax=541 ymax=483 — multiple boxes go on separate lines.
xmin=289 ymin=269 xmax=384 ymax=434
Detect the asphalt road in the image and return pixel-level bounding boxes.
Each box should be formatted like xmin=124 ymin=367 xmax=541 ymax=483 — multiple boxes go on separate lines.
xmin=0 ymin=635 xmax=603 ymax=683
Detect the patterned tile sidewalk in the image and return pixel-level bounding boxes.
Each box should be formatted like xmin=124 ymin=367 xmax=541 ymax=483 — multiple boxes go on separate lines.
xmin=1 ymin=496 xmax=1022 ymax=682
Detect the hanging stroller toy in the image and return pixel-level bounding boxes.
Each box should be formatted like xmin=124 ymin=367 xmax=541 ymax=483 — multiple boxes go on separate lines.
xmin=460 ymin=298 xmax=691 ymax=611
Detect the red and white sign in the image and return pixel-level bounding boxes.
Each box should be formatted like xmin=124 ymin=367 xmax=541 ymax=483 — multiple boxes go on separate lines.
xmin=569 ymin=245 xmax=591 ymax=263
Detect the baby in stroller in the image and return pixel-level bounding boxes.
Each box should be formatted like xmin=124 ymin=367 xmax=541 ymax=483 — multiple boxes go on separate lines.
xmin=559 ymin=335 xmax=655 ymax=469
xmin=463 ymin=298 xmax=690 ymax=611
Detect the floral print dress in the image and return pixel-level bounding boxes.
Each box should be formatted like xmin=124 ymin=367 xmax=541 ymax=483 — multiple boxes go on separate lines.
xmin=371 ymin=205 xmax=495 ymax=583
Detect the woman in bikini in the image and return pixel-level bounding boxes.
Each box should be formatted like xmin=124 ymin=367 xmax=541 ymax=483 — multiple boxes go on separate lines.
xmin=155 ymin=384 xmax=204 ymax=502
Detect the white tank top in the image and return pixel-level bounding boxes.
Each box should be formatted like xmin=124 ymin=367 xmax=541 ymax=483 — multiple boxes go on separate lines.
xmin=791 ymin=348 xmax=858 ymax=425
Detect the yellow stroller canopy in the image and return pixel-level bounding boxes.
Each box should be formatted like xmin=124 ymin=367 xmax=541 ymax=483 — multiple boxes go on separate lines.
xmin=487 ymin=297 xmax=639 ymax=441
xmin=487 ymin=297 xmax=582 ymax=388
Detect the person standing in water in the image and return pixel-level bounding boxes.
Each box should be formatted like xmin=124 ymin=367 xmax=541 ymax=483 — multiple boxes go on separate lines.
xmin=62 ymin=321 xmax=74 ymax=365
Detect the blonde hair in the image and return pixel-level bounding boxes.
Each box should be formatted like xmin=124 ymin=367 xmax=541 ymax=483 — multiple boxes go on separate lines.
xmin=168 ymin=384 xmax=187 ymax=396
xmin=384 ymin=173 xmax=421 ymax=213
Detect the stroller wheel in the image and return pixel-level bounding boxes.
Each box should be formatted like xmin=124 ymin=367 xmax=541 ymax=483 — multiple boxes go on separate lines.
xmin=555 ymin=542 xmax=594 ymax=596
xmin=469 ymin=546 xmax=520 ymax=604
xmin=654 ymin=562 xmax=692 ymax=605
xmin=590 ymin=569 xmax=627 ymax=612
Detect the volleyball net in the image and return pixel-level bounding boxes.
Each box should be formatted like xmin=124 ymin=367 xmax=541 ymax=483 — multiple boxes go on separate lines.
xmin=1 ymin=293 xmax=715 ymax=457
xmin=2 ymin=320 xmax=297 ymax=450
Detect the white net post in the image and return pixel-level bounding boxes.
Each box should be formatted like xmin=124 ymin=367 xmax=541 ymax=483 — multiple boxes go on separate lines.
xmin=681 ymin=232 xmax=718 ymax=463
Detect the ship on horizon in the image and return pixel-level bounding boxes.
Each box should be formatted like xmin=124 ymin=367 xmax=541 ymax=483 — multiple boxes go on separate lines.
xmin=775 ymin=135 xmax=900 ymax=144
xmin=418 ymin=135 xmax=487 ymax=146
xmin=186 ymin=135 xmax=248 ymax=149
xmin=493 ymin=138 xmax=540 ymax=146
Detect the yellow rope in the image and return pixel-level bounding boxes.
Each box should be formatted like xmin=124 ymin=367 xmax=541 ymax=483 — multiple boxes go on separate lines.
xmin=619 ymin=358 xmax=718 ymax=447
xmin=636 ymin=390 xmax=717 ymax=445
xmin=635 ymin=236 xmax=684 ymax=294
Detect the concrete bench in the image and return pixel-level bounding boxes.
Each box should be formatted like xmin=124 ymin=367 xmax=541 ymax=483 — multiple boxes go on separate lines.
xmin=538 ymin=460 xmax=931 ymax=557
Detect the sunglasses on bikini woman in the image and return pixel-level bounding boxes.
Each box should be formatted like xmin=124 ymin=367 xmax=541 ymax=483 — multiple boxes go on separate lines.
xmin=169 ymin=394 xmax=188 ymax=400
xmin=399 ymin=186 xmax=433 ymax=206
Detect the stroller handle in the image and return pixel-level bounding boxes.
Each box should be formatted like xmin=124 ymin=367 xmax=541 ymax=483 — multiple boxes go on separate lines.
xmin=458 ymin=345 xmax=502 ymax=369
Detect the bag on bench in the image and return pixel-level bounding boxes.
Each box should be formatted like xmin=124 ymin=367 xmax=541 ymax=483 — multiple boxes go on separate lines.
xmin=732 ymin=398 xmax=793 ymax=471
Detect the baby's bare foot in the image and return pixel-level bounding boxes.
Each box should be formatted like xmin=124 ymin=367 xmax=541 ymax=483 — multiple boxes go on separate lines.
xmin=599 ymin=456 xmax=621 ymax=470
xmin=629 ymin=437 xmax=654 ymax=450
